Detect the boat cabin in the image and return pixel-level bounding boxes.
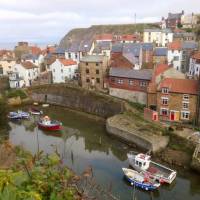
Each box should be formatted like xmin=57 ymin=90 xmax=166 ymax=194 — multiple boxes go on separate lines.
xmin=134 ymin=154 xmax=151 ymax=171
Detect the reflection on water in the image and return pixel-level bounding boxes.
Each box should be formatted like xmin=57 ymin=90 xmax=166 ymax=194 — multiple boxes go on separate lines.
xmin=7 ymin=106 xmax=200 ymax=200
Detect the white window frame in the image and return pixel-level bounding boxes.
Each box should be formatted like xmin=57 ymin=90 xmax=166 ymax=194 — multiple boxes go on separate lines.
xmin=181 ymin=111 xmax=190 ymax=120
xmin=161 ymin=97 xmax=169 ymax=105
xmin=160 ymin=108 xmax=169 ymax=116
xmin=140 ymin=81 xmax=147 ymax=87
xmin=182 ymin=101 xmax=189 ymax=109
xmin=162 ymin=87 xmax=169 ymax=94
xmin=129 ymin=79 xmax=134 ymax=85
xmin=117 ymin=79 xmax=124 ymax=84
xmin=183 ymin=94 xmax=189 ymax=101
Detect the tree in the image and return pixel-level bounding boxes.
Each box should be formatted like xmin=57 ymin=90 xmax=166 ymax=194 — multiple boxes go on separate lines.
xmin=194 ymin=15 xmax=200 ymax=41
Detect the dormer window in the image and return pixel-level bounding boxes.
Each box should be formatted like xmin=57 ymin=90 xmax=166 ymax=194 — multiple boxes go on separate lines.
xmin=162 ymin=87 xmax=169 ymax=94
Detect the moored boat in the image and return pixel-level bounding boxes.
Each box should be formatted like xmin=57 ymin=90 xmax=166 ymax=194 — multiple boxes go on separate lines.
xmin=37 ymin=116 xmax=62 ymax=131
xmin=8 ymin=111 xmax=30 ymax=120
xmin=127 ymin=152 xmax=177 ymax=184
xmin=29 ymin=108 xmax=43 ymax=115
xmin=122 ymin=168 xmax=160 ymax=191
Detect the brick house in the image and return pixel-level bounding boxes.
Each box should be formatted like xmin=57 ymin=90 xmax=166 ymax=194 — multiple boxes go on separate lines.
xmin=142 ymin=43 xmax=153 ymax=69
xmin=165 ymin=11 xmax=184 ymax=29
xmin=108 ymin=67 xmax=152 ymax=104
xmin=79 ymin=55 xmax=109 ymax=90
xmin=153 ymin=47 xmax=168 ymax=65
xmin=157 ymin=78 xmax=198 ymax=122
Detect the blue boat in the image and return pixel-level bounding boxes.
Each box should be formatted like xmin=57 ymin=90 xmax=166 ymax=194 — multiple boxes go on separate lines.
xmin=8 ymin=111 xmax=30 ymax=120
xmin=122 ymin=168 xmax=160 ymax=191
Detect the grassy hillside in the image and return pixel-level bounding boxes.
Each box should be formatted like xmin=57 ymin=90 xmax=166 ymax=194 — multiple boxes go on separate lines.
xmin=59 ymin=23 xmax=160 ymax=48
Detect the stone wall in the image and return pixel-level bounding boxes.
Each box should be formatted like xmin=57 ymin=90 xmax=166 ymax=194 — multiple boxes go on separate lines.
xmin=109 ymin=88 xmax=147 ymax=104
xmin=29 ymin=84 xmax=124 ymax=118
xmin=106 ymin=114 xmax=169 ymax=153
xmin=0 ymin=76 xmax=9 ymax=92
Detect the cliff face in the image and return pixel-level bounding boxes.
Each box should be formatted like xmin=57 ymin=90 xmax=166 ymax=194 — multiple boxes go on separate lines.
xmin=59 ymin=23 xmax=159 ymax=49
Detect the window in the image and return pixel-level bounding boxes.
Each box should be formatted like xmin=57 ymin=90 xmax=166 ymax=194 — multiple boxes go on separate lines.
xmin=160 ymin=108 xmax=168 ymax=116
xmin=162 ymin=87 xmax=169 ymax=94
xmin=181 ymin=111 xmax=190 ymax=120
xmin=117 ymin=79 xmax=124 ymax=84
xmin=111 ymin=78 xmax=115 ymax=83
xmin=75 ymin=53 xmax=78 ymax=59
xmin=96 ymin=63 xmax=99 ymax=66
xmin=173 ymin=56 xmax=179 ymax=61
xmin=161 ymin=97 xmax=168 ymax=105
xmin=183 ymin=94 xmax=189 ymax=101
xmin=129 ymin=80 xmax=134 ymax=85
xmin=0 ymin=67 xmax=3 ymax=75
xmin=68 ymin=68 xmax=71 ymax=72
xmin=140 ymin=81 xmax=147 ymax=87
xmin=61 ymin=69 xmax=63 ymax=73
xmin=96 ymin=78 xmax=100 ymax=83
xmin=53 ymin=69 xmax=55 ymax=72
xmin=68 ymin=53 xmax=71 ymax=58
xmin=183 ymin=102 xmax=189 ymax=109
xmin=86 ymin=62 xmax=88 ymax=66
xmin=86 ymin=78 xmax=90 ymax=83
xmin=96 ymin=69 xmax=99 ymax=74
xmin=86 ymin=69 xmax=89 ymax=74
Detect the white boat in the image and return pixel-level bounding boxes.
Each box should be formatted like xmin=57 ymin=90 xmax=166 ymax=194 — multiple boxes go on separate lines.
xmin=127 ymin=152 xmax=177 ymax=184
xmin=8 ymin=110 xmax=30 ymax=120
xmin=122 ymin=168 xmax=160 ymax=191
xmin=42 ymin=104 xmax=49 ymax=108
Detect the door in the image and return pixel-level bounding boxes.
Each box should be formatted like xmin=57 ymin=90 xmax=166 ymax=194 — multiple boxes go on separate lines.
xmin=170 ymin=111 xmax=175 ymax=121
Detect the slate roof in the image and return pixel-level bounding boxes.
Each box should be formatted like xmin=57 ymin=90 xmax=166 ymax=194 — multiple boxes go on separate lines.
xmin=21 ymin=53 xmax=39 ymax=60
xmin=54 ymin=48 xmax=66 ymax=54
xmin=142 ymin=43 xmax=153 ymax=51
xmin=111 ymin=43 xmax=123 ymax=53
xmin=21 ymin=61 xmax=38 ymax=69
xmin=144 ymin=28 xmax=172 ymax=33
xmin=182 ymin=41 xmax=198 ymax=50
xmin=80 ymin=55 xmax=104 ymax=62
xmin=123 ymin=43 xmax=141 ymax=57
xmin=168 ymin=12 xmax=183 ymax=20
xmin=109 ymin=67 xmax=152 ymax=80
xmin=154 ymin=47 xmax=168 ymax=56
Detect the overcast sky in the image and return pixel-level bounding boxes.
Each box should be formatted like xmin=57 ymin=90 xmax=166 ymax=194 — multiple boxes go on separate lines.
xmin=0 ymin=0 xmax=199 ymax=46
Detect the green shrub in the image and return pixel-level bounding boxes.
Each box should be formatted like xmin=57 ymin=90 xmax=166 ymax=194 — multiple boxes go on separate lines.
xmin=7 ymin=89 xmax=27 ymax=99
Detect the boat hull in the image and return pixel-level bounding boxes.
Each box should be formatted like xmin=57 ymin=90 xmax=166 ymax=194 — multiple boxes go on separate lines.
xmin=38 ymin=122 xmax=62 ymax=131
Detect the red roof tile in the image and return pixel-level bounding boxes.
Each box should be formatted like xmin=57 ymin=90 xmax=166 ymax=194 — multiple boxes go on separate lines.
xmin=95 ymin=34 xmax=113 ymax=41
xmin=158 ymin=78 xmax=198 ymax=95
xmin=121 ymin=34 xmax=138 ymax=41
xmin=30 ymin=46 xmax=41 ymax=55
xmin=59 ymin=59 xmax=77 ymax=66
xmin=21 ymin=61 xmax=38 ymax=69
xmin=154 ymin=64 xmax=169 ymax=77
xmin=168 ymin=41 xmax=182 ymax=50
xmin=192 ymin=51 xmax=200 ymax=60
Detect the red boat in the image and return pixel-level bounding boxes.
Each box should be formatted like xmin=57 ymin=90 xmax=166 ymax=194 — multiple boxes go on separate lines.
xmin=37 ymin=116 xmax=62 ymax=131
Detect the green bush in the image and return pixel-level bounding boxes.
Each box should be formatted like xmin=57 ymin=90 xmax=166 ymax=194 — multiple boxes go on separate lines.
xmin=7 ymin=89 xmax=27 ymax=99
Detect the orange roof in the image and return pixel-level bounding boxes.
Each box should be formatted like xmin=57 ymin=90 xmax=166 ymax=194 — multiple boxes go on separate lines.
xmin=95 ymin=34 xmax=113 ymax=41
xmin=59 ymin=59 xmax=77 ymax=66
xmin=158 ymin=78 xmax=198 ymax=95
xmin=21 ymin=61 xmax=38 ymax=69
xmin=192 ymin=51 xmax=200 ymax=60
xmin=173 ymin=28 xmax=185 ymax=33
xmin=154 ymin=64 xmax=169 ymax=77
xmin=168 ymin=41 xmax=182 ymax=50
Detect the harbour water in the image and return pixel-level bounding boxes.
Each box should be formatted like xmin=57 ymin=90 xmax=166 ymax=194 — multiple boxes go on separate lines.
xmin=8 ymin=106 xmax=200 ymax=200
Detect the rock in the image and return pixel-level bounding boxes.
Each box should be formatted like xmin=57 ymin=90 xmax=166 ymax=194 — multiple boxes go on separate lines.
xmin=8 ymin=96 xmax=22 ymax=106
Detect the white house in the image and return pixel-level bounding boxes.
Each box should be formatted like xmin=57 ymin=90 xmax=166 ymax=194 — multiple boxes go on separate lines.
xmin=188 ymin=51 xmax=200 ymax=78
xmin=11 ymin=61 xmax=39 ymax=87
xmin=9 ymin=72 xmax=25 ymax=89
xmin=167 ymin=41 xmax=182 ymax=71
xmin=143 ymin=29 xmax=173 ymax=47
xmin=49 ymin=58 xmax=78 ymax=83
xmin=0 ymin=59 xmax=16 ymax=76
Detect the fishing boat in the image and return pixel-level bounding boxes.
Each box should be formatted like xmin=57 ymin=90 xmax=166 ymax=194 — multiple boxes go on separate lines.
xmin=29 ymin=108 xmax=43 ymax=115
xmin=37 ymin=116 xmax=62 ymax=131
xmin=122 ymin=168 xmax=160 ymax=191
xmin=42 ymin=104 xmax=49 ymax=108
xmin=127 ymin=152 xmax=177 ymax=184
xmin=8 ymin=111 xmax=30 ymax=120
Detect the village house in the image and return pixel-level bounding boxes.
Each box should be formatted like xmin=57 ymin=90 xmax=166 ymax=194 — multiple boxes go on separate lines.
xmin=10 ymin=61 xmax=39 ymax=88
xmin=143 ymin=29 xmax=173 ymax=47
xmin=141 ymin=43 xmax=154 ymax=69
xmin=167 ymin=41 xmax=182 ymax=71
xmin=49 ymin=58 xmax=77 ymax=83
xmin=92 ymin=41 xmax=111 ymax=58
xmin=181 ymin=13 xmax=198 ymax=29
xmin=65 ymin=42 xmax=82 ymax=63
xmin=157 ymin=78 xmax=198 ymax=122
xmin=153 ymin=47 xmax=168 ymax=65
xmin=95 ymin=34 xmax=113 ymax=43
xmin=119 ymin=34 xmax=141 ymax=43
xmin=188 ymin=51 xmax=200 ymax=78
xmin=108 ymin=67 xmax=152 ymax=104
xmin=173 ymin=31 xmax=196 ymax=42
xmin=79 ymin=55 xmax=108 ymax=90
xmin=0 ymin=58 xmax=16 ymax=76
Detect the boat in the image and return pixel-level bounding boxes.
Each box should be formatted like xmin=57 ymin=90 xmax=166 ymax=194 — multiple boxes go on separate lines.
xmin=29 ymin=108 xmax=43 ymax=115
xmin=8 ymin=111 xmax=30 ymax=120
xmin=42 ymin=104 xmax=49 ymax=108
xmin=37 ymin=116 xmax=62 ymax=131
xmin=127 ymin=152 xmax=177 ymax=184
xmin=33 ymin=102 xmax=39 ymax=106
xmin=122 ymin=168 xmax=160 ymax=191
